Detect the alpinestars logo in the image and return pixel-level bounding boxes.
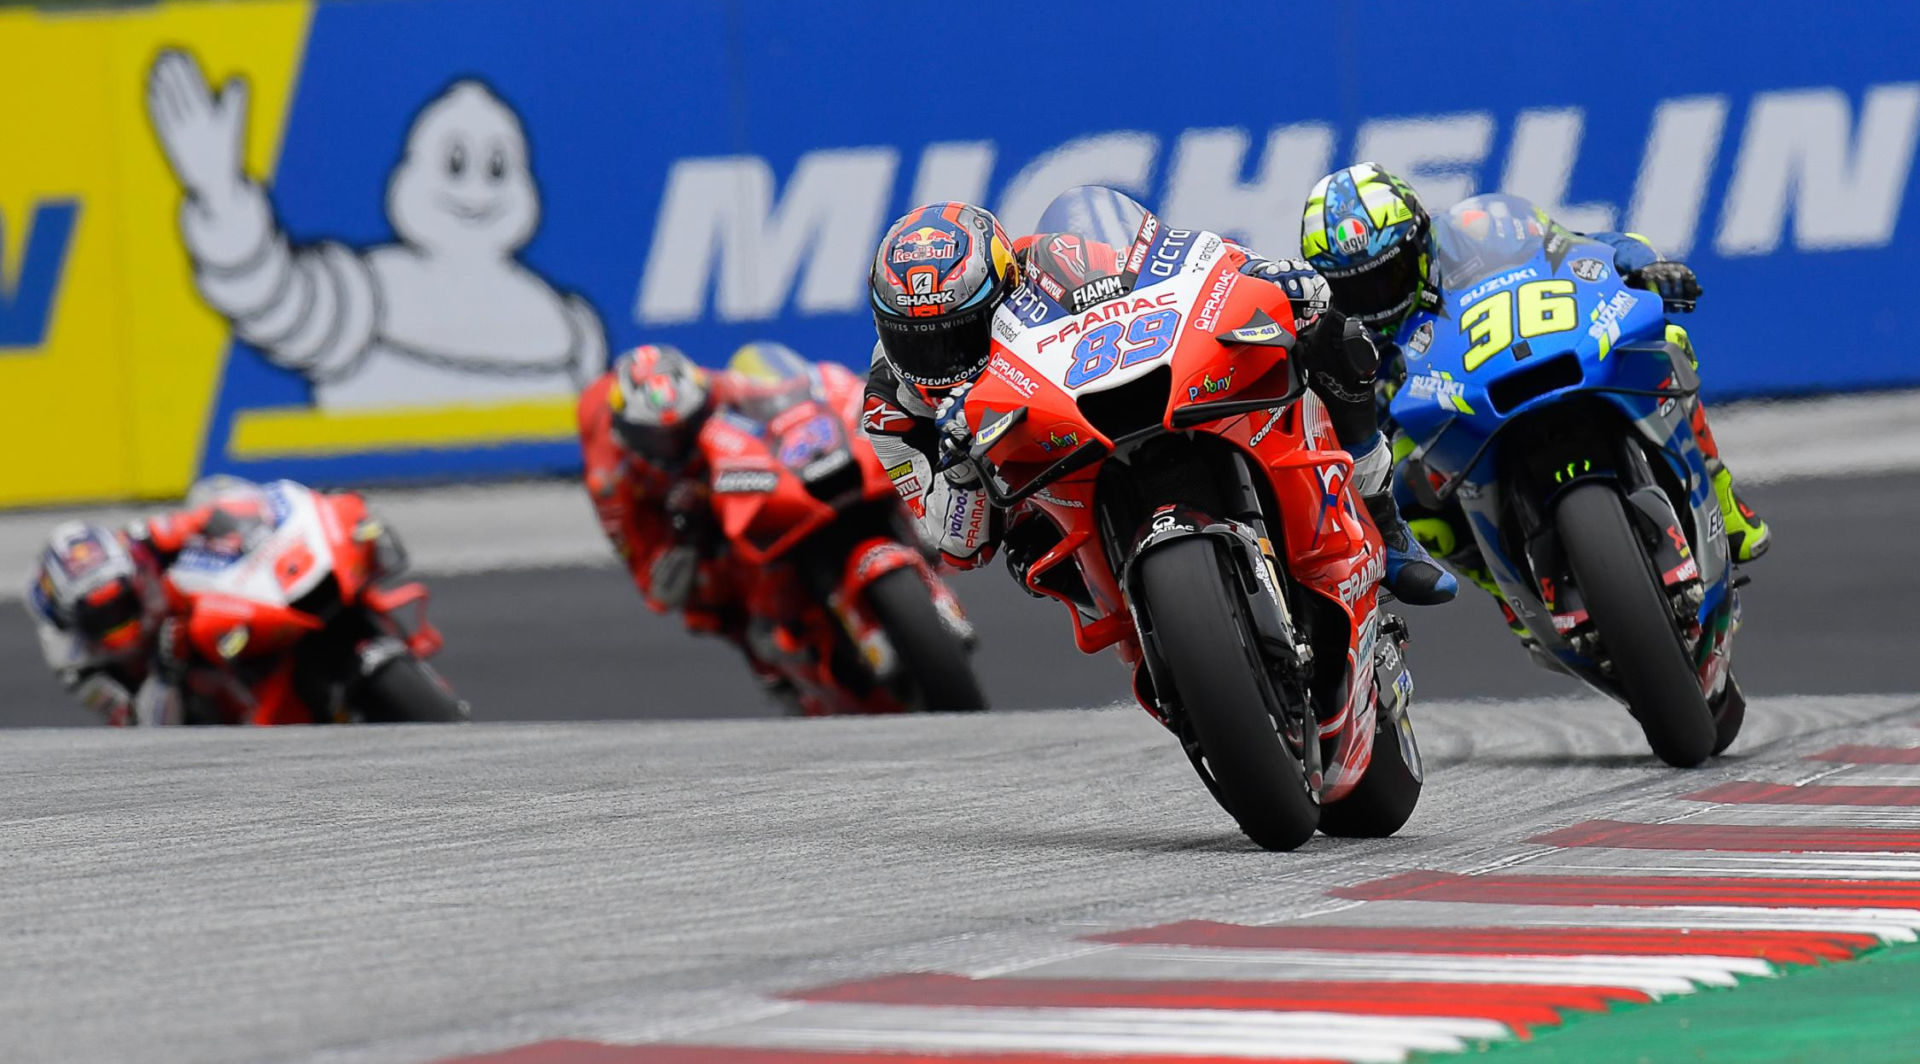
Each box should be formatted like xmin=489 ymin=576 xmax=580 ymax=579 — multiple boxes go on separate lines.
xmin=861 ymin=394 xmax=912 ymax=435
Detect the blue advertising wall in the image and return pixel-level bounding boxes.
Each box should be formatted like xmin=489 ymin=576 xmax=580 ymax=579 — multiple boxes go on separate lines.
xmin=4 ymin=0 xmax=1916 ymax=500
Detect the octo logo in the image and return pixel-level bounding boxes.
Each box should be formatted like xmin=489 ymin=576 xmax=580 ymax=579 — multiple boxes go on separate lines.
xmin=0 ymin=200 xmax=80 ymax=350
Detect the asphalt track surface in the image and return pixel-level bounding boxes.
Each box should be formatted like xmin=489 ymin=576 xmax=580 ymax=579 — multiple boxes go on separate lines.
xmin=5 ymin=692 xmax=1916 ymax=1064
xmin=0 ymin=472 xmax=1915 ymax=728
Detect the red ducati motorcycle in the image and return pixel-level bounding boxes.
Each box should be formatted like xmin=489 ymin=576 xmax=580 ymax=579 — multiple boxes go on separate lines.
xmin=954 ymin=186 xmax=1421 ymax=849
xmin=700 ymin=348 xmax=985 ymax=715
xmin=160 ymin=479 xmax=467 ymax=725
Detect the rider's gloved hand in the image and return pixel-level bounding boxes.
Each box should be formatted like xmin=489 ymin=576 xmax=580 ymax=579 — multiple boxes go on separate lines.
xmin=664 ymin=479 xmax=714 ymax=545
xmin=1626 ymin=262 xmax=1702 ymax=310
xmin=152 ymin=617 xmax=192 ymax=686
xmin=1241 ymin=257 xmax=1331 ymax=325
xmin=933 ymin=384 xmax=981 ymax=488
xmin=73 ymin=673 xmax=135 ymax=726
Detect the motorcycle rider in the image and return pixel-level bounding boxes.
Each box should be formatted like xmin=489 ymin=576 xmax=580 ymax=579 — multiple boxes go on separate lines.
xmin=861 ymin=197 xmax=1457 ymax=605
xmin=577 ymin=342 xmax=804 ymax=705
xmin=1298 ymin=163 xmax=1770 ymax=615
xmin=25 ymin=482 xmax=277 ymax=725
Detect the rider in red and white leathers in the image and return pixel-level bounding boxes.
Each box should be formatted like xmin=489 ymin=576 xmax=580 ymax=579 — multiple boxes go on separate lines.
xmin=25 ymin=480 xmax=278 ymax=724
xmin=860 ymin=199 xmax=1457 ymax=605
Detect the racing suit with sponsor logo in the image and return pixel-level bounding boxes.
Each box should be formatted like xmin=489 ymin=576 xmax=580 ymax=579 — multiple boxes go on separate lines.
xmin=576 ymin=372 xmax=752 ymax=633
xmin=862 ymin=249 xmax=1397 ymax=574
xmin=29 ymin=499 xmax=281 ymax=725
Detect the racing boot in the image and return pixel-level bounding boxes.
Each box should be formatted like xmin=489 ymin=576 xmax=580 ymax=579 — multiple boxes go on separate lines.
xmin=1691 ymin=400 xmax=1770 ymax=562
xmin=1365 ymin=491 xmax=1457 ymax=604
xmin=1353 ymin=434 xmax=1456 ymax=605
xmin=1713 ymin=467 xmax=1770 ymax=563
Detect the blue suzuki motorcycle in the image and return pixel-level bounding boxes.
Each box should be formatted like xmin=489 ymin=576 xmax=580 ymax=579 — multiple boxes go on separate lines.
xmin=1387 ymin=194 xmax=1743 ymax=767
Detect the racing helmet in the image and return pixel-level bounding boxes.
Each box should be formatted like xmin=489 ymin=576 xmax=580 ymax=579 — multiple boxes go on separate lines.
xmin=28 ymin=521 xmax=160 ymax=657
xmin=1301 ymin=162 xmax=1432 ymax=328
xmin=870 ymin=201 xmax=1019 ymax=394
xmin=607 ymin=344 xmax=713 ymax=462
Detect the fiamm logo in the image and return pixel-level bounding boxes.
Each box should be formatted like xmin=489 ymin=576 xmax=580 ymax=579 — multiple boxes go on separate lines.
xmin=0 ymin=200 xmax=79 ymax=350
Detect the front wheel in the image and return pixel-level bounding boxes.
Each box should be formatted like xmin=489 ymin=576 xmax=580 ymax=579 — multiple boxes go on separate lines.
xmin=1556 ymin=483 xmax=1714 ymax=767
xmin=865 ymin=568 xmax=986 ymax=712
xmin=356 ymin=656 xmax=470 ymax=723
xmin=1318 ymin=706 xmax=1423 ymax=838
xmin=1137 ymin=537 xmax=1318 ymax=850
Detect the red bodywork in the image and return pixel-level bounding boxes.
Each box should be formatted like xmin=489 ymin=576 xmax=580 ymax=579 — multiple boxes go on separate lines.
xmin=964 ymin=243 xmax=1390 ymax=801
xmin=165 ymin=490 xmax=445 ymax=726
xmin=700 ymin=363 xmax=969 ymax=715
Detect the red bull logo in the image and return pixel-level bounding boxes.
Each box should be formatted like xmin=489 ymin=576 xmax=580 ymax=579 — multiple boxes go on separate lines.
xmin=891 ymin=225 xmax=960 ymax=265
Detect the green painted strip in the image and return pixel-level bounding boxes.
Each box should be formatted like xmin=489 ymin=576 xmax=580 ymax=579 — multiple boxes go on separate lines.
xmin=1415 ymin=941 xmax=1920 ymax=1063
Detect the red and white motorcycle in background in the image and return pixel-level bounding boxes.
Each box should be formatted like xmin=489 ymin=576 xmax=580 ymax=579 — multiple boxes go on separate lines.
xmin=154 ymin=479 xmax=467 ymax=725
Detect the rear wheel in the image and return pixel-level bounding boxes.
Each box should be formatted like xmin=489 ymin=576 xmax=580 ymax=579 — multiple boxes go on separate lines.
xmin=1556 ymin=483 xmax=1714 ymax=767
xmin=1137 ymin=537 xmax=1318 ymax=850
xmin=356 ymin=656 xmax=469 ymax=723
xmin=865 ymin=568 xmax=986 ymax=712
xmin=1318 ymin=706 xmax=1423 ymax=838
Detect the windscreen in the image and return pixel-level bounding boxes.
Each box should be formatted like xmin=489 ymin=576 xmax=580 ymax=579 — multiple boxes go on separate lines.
xmin=726 ymin=344 xmax=815 ymax=424
xmin=1026 ymin=186 xmax=1159 ymax=313
xmin=1431 ymin=194 xmax=1555 ymax=290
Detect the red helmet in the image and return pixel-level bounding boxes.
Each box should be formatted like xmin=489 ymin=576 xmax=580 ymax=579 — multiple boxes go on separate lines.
xmin=607 ymin=344 xmax=713 ymax=462
xmin=869 ymin=202 xmax=1019 ymax=395
xmin=29 ymin=522 xmax=160 ymax=658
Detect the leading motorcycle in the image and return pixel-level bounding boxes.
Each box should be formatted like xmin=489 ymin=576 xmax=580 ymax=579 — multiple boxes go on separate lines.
xmin=951 ymin=185 xmax=1421 ymax=850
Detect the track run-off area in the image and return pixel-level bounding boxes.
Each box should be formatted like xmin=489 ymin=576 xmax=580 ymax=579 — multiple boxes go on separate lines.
xmin=2 ymin=391 xmax=1917 ymax=1063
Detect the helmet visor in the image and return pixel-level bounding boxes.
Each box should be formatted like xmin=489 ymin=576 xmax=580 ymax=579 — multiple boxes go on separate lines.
xmin=73 ymin=579 xmax=143 ymax=646
xmin=875 ymin=302 xmax=993 ymax=389
xmin=1324 ymin=243 xmax=1423 ymax=325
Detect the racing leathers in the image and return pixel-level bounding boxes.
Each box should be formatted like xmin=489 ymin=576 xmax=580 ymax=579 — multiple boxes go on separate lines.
xmin=29 ymin=500 xmax=266 ymax=725
xmin=577 ymin=372 xmax=746 ymax=633
xmin=863 ymin=248 xmax=1458 ymax=604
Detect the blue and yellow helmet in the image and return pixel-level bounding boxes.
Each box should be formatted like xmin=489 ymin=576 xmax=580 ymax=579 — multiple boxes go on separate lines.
xmin=1301 ymin=162 xmax=1432 ymax=327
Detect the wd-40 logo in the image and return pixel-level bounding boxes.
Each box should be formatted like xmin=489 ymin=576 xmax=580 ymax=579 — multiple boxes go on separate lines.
xmin=634 ymin=83 xmax=1920 ymax=325
xmin=0 ymin=201 xmax=79 ymax=349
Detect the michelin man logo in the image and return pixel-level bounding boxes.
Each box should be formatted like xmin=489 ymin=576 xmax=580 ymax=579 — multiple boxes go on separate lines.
xmin=146 ymin=50 xmax=605 ymax=411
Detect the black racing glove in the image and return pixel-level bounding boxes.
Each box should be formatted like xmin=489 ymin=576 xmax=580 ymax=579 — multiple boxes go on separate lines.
xmin=1625 ymin=262 xmax=1702 ymax=311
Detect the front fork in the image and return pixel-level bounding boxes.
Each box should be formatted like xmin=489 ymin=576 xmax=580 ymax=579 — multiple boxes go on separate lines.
xmin=1120 ymin=455 xmax=1321 ymax=787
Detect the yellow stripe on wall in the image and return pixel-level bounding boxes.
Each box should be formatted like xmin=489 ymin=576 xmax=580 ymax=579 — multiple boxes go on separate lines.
xmin=231 ymin=397 xmax=578 ymax=458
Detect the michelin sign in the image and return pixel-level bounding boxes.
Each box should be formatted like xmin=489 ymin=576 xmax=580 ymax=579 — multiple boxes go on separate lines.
xmin=2 ymin=0 xmax=1916 ymax=506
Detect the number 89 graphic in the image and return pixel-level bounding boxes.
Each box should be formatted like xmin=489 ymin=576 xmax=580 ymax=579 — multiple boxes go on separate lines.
xmin=1064 ymin=309 xmax=1182 ymax=388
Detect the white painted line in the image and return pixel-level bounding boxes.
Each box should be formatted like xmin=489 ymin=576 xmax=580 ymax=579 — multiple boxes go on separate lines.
xmin=1298 ymin=901 xmax=1920 ymax=942
xmin=1022 ymin=946 xmax=1767 ymax=994
xmin=1714 ymin=390 xmax=1920 ymax=485
xmin=1536 ymin=850 xmax=1920 ymax=880
xmin=691 ymin=1003 xmax=1509 ymax=1062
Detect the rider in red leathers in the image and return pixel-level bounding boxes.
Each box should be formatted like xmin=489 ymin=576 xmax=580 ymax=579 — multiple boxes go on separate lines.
xmin=577 ymin=343 xmax=805 ymax=705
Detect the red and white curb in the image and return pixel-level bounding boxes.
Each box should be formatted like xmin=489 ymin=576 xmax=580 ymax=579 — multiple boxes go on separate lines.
xmin=450 ymin=740 xmax=1920 ymax=1064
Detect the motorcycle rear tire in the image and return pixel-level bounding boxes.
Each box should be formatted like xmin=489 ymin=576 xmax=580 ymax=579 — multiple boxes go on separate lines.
xmin=357 ymin=656 xmax=470 ymax=724
xmin=865 ymin=568 xmax=987 ymax=712
xmin=1137 ymin=536 xmax=1318 ymax=851
xmin=1556 ymin=483 xmax=1715 ymax=767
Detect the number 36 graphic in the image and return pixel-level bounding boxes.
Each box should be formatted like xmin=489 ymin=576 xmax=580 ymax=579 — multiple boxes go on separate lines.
xmin=1458 ymin=280 xmax=1577 ymax=371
